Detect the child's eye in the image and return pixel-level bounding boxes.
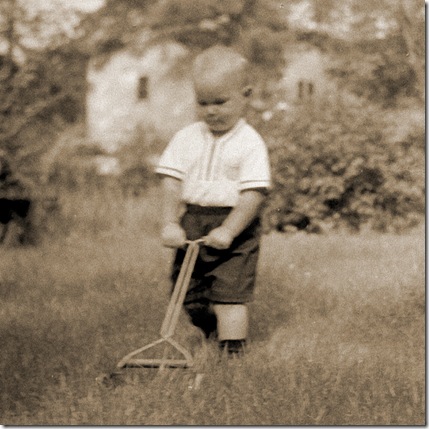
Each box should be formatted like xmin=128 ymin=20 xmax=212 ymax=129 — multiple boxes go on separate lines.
xmin=197 ymin=99 xmax=228 ymax=106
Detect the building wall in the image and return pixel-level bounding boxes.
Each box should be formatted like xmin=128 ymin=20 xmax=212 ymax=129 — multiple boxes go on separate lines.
xmin=86 ymin=42 xmax=195 ymax=152
xmin=281 ymin=46 xmax=337 ymax=103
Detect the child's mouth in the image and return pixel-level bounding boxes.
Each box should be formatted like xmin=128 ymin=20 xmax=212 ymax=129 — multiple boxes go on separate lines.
xmin=207 ymin=118 xmax=223 ymax=127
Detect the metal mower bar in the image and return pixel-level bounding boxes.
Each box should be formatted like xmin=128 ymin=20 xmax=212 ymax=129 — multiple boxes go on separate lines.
xmin=117 ymin=240 xmax=202 ymax=369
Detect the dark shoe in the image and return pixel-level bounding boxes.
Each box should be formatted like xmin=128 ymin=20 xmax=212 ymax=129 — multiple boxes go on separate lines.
xmin=219 ymin=339 xmax=247 ymax=357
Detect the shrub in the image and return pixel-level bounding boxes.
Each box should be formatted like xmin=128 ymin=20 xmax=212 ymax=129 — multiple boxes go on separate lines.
xmin=257 ymin=99 xmax=424 ymax=233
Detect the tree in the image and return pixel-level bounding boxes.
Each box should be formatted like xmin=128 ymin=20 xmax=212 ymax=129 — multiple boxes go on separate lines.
xmin=152 ymin=0 xmax=288 ymax=80
xmin=0 ymin=0 xmax=88 ymax=180
xmin=80 ymin=0 xmax=289 ymax=81
xmin=393 ymin=0 xmax=424 ymax=101
xmin=347 ymin=0 xmax=424 ymax=103
xmin=0 ymin=0 xmax=89 ymax=242
xmin=286 ymin=0 xmax=424 ymax=106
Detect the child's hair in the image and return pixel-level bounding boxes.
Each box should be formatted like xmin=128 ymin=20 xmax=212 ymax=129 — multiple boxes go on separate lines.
xmin=192 ymin=45 xmax=250 ymax=88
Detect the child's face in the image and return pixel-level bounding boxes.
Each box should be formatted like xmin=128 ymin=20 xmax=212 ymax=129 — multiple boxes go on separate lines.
xmin=194 ymin=75 xmax=248 ymax=136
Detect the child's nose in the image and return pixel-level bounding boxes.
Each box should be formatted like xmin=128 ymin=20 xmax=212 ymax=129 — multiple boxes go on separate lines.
xmin=207 ymin=104 xmax=217 ymax=115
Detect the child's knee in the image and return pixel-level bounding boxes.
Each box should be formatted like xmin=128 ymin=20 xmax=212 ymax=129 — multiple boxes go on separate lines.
xmin=213 ymin=303 xmax=248 ymax=340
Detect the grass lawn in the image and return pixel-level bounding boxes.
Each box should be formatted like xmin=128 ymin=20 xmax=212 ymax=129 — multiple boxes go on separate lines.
xmin=0 ymin=190 xmax=424 ymax=425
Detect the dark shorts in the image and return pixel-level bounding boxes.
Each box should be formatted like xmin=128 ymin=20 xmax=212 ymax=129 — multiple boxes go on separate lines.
xmin=172 ymin=205 xmax=261 ymax=304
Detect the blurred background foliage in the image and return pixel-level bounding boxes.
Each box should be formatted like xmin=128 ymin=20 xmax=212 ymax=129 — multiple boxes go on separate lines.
xmin=0 ymin=0 xmax=424 ymax=244
xmin=256 ymin=100 xmax=424 ymax=233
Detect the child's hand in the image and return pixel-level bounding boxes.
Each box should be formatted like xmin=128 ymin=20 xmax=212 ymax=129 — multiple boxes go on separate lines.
xmin=205 ymin=226 xmax=234 ymax=250
xmin=161 ymin=223 xmax=187 ymax=248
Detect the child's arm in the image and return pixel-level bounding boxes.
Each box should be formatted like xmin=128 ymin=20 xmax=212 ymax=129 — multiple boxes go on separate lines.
xmin=204 ymin=190 xmax=265 ymax=249
xmin=160 ymin=176 xmax=187 ymax=248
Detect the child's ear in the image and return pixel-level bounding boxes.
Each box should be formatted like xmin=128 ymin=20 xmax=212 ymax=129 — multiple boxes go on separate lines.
xmin=242 ymin=86 xmax=252 ymax=97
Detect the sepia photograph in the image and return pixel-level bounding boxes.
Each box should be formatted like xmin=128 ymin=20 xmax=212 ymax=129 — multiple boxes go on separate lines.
xmin=0 ymin=0 xmax=425 ymax=425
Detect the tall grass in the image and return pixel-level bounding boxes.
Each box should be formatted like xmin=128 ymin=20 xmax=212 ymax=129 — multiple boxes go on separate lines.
xmin=0 ymin=186 xmax=424 ymax=425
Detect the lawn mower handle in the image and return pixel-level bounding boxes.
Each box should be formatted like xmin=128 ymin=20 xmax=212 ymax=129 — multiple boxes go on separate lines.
xmin=185 ymin=238 xmax=205 ymax=244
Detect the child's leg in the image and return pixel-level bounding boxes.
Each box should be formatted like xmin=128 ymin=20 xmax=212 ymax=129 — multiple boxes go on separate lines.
xmin=184 ymin=299 xmax=217 ymax=339
xmin=206 ymin=219 xmax=260 ymax=355
xmin=212 ymin=303 xmax=248 ymax=340
xmin=213 ymin=303 xmax=248 ymax=355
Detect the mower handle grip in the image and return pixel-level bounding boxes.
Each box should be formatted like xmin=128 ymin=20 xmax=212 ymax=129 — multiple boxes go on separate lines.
xmin=185 ymin=238 xmax=205 ymax=245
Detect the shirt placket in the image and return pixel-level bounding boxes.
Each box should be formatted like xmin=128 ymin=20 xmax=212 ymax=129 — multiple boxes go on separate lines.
xmin=199 ymin=130 xmax=221 ymax=182
xmin=207 ymin=138 xmax=224 ymax=181
xmin=200 ymin=120 xmax=244 ymax=182
xmin=197 ymin=132 xmax=212 ymax=181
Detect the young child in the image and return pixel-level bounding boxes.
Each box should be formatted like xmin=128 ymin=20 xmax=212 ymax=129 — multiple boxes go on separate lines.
xmin=155 ymin=45 xmax=271 ymax=356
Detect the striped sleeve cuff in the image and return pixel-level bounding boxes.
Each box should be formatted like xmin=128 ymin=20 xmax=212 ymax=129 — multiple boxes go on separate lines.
xmin=155 ymin=166 xmax=185 ymax=180
xmin=239 ymin=180 xmax=271 ymax=191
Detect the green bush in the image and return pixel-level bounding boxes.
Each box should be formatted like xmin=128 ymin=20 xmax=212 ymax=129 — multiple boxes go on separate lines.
xmin=257 ymin=100 xmax=424 ymax=233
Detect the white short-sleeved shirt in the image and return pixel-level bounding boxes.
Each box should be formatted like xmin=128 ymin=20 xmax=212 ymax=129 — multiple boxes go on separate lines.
xmin=156 ymin=119 xmax=271 ymax=207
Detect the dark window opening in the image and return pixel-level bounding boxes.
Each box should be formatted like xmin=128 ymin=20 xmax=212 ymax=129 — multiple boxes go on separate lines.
xmin=138 ymin=76 xmax=149 ymax=100
xmin=297 ymin=80 xmax=315 ymax=101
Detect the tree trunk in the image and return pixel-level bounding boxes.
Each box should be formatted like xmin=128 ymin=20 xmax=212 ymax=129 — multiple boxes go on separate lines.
xmin=396 ymin=0 xmax=424 ymax=102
